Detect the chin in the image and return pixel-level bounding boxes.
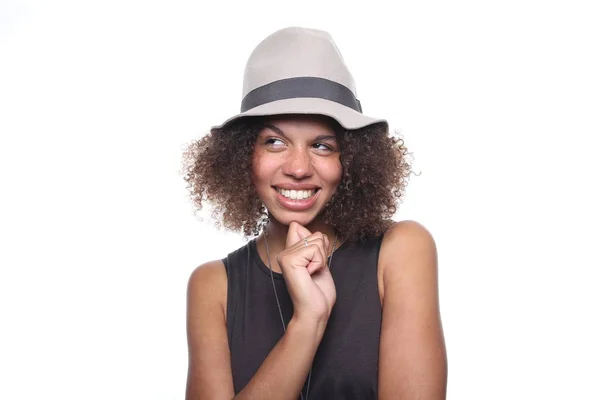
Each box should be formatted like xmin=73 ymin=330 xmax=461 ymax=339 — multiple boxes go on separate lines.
xmin=267 ymin=209 xmax=321 ymax=228
xmin=274 ymin=214 xmax=316 ymax=227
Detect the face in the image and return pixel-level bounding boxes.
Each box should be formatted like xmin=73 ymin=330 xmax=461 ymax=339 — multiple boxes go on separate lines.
xmin=251 ymin=115 xmax=342 ymax=227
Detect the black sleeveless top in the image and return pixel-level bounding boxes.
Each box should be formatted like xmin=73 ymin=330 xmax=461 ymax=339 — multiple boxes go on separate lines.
xmin=222 ymin=235 xmax=384 ymax=400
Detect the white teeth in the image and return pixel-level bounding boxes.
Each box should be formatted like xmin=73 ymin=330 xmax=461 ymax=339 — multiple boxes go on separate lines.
xmin=277 ymin=188 xmax=316 ymax=200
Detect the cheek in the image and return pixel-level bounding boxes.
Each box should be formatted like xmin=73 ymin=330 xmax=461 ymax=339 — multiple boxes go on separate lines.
xmin=315 ymin=158 xmax=342 ymax=185
xmin=250 ymin=160 xmax=267 ymax=199
xmin=251 ymin=151 xmax=278 ymax=184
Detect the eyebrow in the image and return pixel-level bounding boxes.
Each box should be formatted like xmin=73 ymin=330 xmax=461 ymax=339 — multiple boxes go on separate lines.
xmin=263 ymin=124 xmax=286 ymax=137
xmin=313 ymin=134 xmax=338 ymax=142
xmin=262 ymin=124 xmax=338 ymax=142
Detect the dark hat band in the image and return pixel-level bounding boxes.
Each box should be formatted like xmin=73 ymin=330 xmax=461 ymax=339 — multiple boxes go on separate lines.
xmin=240 ymin=76 xmax=362 ymax=113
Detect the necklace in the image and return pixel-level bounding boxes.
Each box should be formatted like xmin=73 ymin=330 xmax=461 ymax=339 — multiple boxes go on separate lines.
xmin=263 ymin=229 xmax=338 ymax=400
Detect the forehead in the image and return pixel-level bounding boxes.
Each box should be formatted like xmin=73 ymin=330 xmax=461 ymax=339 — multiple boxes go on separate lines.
xmin=261 ymin=114 xmax=339 ymax=134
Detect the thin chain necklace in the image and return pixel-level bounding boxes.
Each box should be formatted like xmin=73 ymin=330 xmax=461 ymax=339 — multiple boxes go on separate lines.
xmin=263 ymin=229 xmax=338 ymax=400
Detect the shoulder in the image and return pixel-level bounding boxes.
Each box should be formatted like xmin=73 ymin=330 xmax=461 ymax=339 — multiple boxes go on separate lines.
xmin=188 ymin=259 xmax=227 ymax=288
xmin=188 ymin=240 xmax=251 ymax=291
xmin=186 ymin=259 xmax=235 ymax=398
xmin=187 ymin=259 xmax=228 ymax=315
xmin=379 ymin=220 xmax=438 ymax=294
xmin=381 ymin=220 xmax=436 ymax=255
xmin=377 ymin=221 xmax=447 ymax=397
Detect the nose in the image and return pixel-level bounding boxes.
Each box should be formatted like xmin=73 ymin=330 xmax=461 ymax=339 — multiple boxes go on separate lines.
xmin=281 ymin=146 xmax=313 ymax=179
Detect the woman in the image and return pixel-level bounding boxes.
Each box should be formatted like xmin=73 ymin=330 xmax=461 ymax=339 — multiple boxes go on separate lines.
xmin=183 ymin=27 xmax=447 ymax=399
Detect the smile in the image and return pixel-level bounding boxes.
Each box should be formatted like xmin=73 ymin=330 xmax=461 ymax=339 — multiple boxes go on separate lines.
xmin=275 ymin=187 xmax=319 ymax=200
xmin=272 ymin=186 xmax=321 ymax=211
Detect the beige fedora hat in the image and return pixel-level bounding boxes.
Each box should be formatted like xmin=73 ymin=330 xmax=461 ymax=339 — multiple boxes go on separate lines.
xmin=211 ymin=26 xmax=387 ymax=131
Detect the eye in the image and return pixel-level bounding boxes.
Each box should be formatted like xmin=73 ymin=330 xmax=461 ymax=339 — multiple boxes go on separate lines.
xmin=264 ymin=137 xmax=286 ymax=149
xmin=312 ymin=143 xmax=333 ymax=151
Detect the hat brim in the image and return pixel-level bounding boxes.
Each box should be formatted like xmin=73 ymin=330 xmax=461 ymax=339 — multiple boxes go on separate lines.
xmin=210 ymin=97 xmax=387 ymax=131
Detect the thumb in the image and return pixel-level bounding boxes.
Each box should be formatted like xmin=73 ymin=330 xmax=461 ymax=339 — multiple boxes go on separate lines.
xmin=286 ymin=221 xmax=312 ymax=248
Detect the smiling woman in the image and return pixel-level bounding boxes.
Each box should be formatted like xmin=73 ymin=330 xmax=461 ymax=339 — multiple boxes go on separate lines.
xmin=183 ymin=114 xmax=408 ymax=245
xmin=251 ymin=116 xmax=343 ymax=226
xmin=182 ymin=26 xmax=447 ymax=400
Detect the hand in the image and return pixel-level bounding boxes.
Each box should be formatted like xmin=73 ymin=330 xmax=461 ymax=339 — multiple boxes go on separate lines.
xmin=276 ymin=222 xmax=337 ymax=326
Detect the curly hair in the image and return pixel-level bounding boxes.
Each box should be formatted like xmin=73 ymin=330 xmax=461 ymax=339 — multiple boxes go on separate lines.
xmin=182 ymin=115 xmax=412 ymax=244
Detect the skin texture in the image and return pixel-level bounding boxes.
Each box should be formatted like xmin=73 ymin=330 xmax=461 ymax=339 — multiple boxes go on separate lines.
xmin=184 ymin=115 xmax=447 ymax=399
xmin=251 ymin=116 xmax=342 ymax=229
xmin=181 ymin=113 xmax=411 ymax=244
xmin=377 ymin=221 xmax=448 ymax=399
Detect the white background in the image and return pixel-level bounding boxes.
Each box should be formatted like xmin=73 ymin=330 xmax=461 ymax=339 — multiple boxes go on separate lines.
xmin=1 ymin=0 xmax=599 ymax=399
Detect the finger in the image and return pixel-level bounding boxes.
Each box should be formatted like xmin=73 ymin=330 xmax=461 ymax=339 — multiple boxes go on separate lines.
xmin=299 ymin=235 xmax=328 ymax=274
xmin=286 ymin=221 xmax=312 ymax=248
xmin=301 ymin=243 xmax=326 ymax=275
xmin=290 ymin=232 xmax=326 ymax=253
xmin=277 ymin=240 xmax=325 ymax=276
xmin=323 ymin=234 xmax=330 ymax=254
xmin=286 ymin=233 xmax=327 ymax=263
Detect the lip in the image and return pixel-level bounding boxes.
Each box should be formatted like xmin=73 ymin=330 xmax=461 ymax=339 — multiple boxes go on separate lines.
xmin=274 ymin=187 xmax=321 ymax=211
xmin=273 ymin=184 xmax=320 ymax=190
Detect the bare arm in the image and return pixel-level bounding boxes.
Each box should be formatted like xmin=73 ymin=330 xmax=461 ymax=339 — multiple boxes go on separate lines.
xmin=186 ymin=261 xmax=234 ymax=400
xmin=235 ymin=317 xmax=324 ymax=400
xmin=186 ymin=259 xmax=328 ymax=400
xmin=378 ymin=221 xmax=448 ymax=399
